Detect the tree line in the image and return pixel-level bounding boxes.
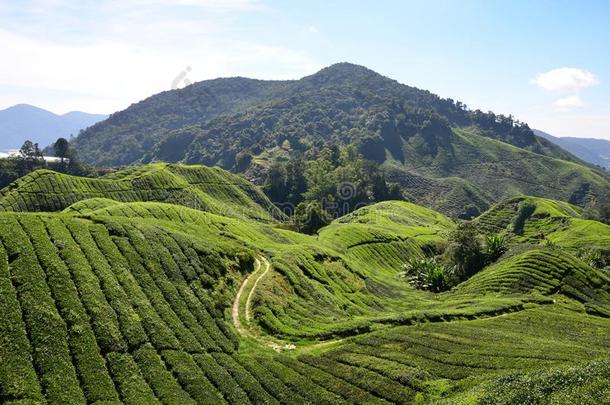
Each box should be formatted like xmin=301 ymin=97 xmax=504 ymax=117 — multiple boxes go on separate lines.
xmin=0 ymin=138 xmax=94 ymax=189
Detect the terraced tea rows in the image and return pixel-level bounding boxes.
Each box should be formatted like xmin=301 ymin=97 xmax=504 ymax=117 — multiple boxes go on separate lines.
xmin=0 ymin=213 xmax=252 ymax=403
xmin=1 ymin=165 xmax=609 ymax=403
xmin=456 ymin=249 xmax=610 ymax=316
xmin=0 ymin=163 xmax=281 ymax=222
xmin=476 ymin=195 xmax=610 ymax=250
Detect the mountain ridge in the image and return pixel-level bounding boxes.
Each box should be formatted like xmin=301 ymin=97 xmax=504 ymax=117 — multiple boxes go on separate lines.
xmin=74 ymin=62 xmax=576 ymax=166
xmin=534 ymin=129 xmax=610 ymax=169
xmin=0 ymin=104 xmax=107 ymax=150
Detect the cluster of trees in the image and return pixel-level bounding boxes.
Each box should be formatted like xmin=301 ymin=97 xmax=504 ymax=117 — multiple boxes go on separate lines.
xmin=0 ymin=138 xmax=93 ymax=189
xmin=403 ymin=222 xmax=507 ymax=292
xmin=262 ymin=144 xmax=402 ymax=234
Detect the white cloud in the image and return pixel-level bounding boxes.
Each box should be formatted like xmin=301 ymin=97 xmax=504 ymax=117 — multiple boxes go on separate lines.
xmin=0 ymin=0 xmax=322 ymax=114
xmin=554 ymin=94 xmax=584 ymax=109
xmin=531 ymin=67 xmax=599 ymax=92
xmin=307 ymin=25 xmax=320 ymax=34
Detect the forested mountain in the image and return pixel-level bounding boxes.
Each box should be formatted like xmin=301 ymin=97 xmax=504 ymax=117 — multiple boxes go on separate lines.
xmin=73 ymin=63 xmax=610 ymax=218
xmin=534 ymin=129 xmax=610 ymax=169
xmin=75 ymin=63 xmax=574 ymax=166
xmin=0 ymin=104 xmax=106 ymax=150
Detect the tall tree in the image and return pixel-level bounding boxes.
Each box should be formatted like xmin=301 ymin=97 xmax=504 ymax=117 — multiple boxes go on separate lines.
xmin=19 ymin=140 xmax=37 ymax=160
xmin=263 ymin=161 xmax=287 ymax=203
xmin=285 ymin=154 xmax=308 ymax=204
xmin=54 ymin=138 xmax=70 ymax=163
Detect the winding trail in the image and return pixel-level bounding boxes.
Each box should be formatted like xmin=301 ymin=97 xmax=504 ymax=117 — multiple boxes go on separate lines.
xmin=231 ymin=256 xmax=545 ymax=354
xmin=232 ymin=257 xmax=262 ymax=334
xmin=246 ymin=257 xmax=270 ymax=323
xmin=231 ymin=256 xmax=298 ymax=352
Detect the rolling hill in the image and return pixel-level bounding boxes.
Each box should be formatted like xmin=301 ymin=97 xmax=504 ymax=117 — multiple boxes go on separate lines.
xmin=70 ymin=64 xmax=610 ymax=218
xmin=0 ymin=164 xmax=609 ymax=404
xmin=0 ymin=104 xmax=107 ymax=150
xmin=0 ymin=163 xmax=282 ymax=222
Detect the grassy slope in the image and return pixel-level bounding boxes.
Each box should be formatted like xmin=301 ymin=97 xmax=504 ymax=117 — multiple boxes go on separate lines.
xmin=1 ymin=167 xmax=609 ymax=404
xmin=386 ymin=128 xmax=610 ymax=217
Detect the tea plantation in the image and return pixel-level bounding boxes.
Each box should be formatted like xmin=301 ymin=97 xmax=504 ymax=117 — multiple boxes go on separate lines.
xmin=0 ymin=165 xmax=609 ymax=404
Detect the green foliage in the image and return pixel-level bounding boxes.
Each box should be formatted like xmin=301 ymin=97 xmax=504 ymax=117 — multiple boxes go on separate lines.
xmin=54 ymin=137 xmax=70 ymax=162
xmin=262 ymin=161 xmax=288 ymax=203
xmin=512 ymin=200 xmax=536 ymax=234
xmin=0 ymin=163 xmax=609 ymax=403
xmin=19 ymin=140 xmax=44 ymax=161
xmin=77 ymin=63 xmax=575 ymax=169
xmin=463 ymin=359 xmax=610 ymax=404
xmin=68 ymin=63 xmax=610 ymax=219
xmin=293 ymin=200 xmax=332 ymax=234
xmin=0 ymin=139 xmax=95 ymax=189
xmin=263 ymin=145 xmax=403 ymax=220
xmin=402 ymin=257 xmax=454 ymax=292
xmin=445 ymin=221 xmax=486 ymax=280
xmin=484 ymin=234 xmax=507 ymax=262
xmin=596 ymin=203 xmax=610 ymax=225
xmin=0 ymin=163 xmax=282 ymax=222
xmin=576 ymin=248 xmax=610 ymax=269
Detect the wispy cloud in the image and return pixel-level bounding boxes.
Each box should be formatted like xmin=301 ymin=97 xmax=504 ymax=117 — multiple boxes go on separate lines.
xmin=531 ymin=67 xmax=599 ymax=92
xmin=554 ymin=94 xmax=584 ymax=109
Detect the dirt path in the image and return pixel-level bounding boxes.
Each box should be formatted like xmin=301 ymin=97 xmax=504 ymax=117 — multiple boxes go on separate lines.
xmin=232 ymin=256 xmax=343 ymax=353
xmin=232 ymin=257 xmax=261 ymax=334
xmin=245 ymin=256 xmax=270 ymax=323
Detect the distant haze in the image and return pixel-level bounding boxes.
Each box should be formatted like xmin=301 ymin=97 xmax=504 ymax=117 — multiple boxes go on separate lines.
xmin=0 ymin=104 xmax=107 ymax=150
xmin=534 ymin=129 xmax=610 ymax=169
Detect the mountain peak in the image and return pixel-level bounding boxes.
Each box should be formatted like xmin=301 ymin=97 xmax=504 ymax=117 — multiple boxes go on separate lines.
xmin=303 ymin=62 xmax=387 ymax=85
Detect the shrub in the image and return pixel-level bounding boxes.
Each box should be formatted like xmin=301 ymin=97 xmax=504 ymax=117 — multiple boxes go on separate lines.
xmin=512 ymin=200 xmax=536 ymax=235
xmin=445 ymin=221 xmax=486 ymax=280
xmin=293 ymin=201 xmax=332 ymax=234
xmin=402 ymin=257 xmax=454 ymax=293
xmin=576 ymin=248 xmax=610 ymax=269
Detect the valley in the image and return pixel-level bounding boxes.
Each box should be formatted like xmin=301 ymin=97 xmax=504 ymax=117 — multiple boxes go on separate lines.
xmin=0 ymin=164 xmax=609 ymax=404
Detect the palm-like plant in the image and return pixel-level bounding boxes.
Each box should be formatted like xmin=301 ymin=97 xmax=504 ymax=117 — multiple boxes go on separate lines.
xmin=485 ymin=234 xmax=507 ymax=262
xmin=402 ymin=257 xmax=454 ymax=293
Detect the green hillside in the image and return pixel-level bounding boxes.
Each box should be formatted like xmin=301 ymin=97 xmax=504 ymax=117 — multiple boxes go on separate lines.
xmin=385 ymin=128 xmax=610 ymax=217
xmin=1 ymin=166 xmax=609 ymax=404
xmin=69 ymin=63 xmax=610 ymax=218
xmin=476 ymin=195 xmax=610 ymax=249
xmin=0 ymin=163 xmax=282 ymax=222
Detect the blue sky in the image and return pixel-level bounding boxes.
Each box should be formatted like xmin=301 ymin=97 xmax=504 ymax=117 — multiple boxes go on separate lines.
xmin=1 ymin=0 xmax=609 ymax=139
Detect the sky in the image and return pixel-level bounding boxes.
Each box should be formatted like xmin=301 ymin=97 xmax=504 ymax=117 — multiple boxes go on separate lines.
xmin=0 ymin=0 xmax=609 ymax=139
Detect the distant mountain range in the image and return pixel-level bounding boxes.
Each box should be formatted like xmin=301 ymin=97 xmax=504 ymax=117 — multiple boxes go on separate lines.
xmin=533 ymin=129 xmax=610 ymax=170
xmin=0 ymin=104 xmax=107 ymax=151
